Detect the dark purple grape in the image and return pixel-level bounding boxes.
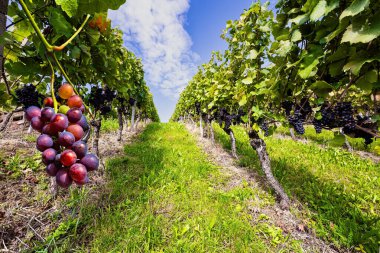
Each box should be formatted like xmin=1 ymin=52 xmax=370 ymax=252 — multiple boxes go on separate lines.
xmin=51 ymin=113 xmax=68 ymax=132
xmin=71 ymin=141 xmax=88 ymax=159
xmin=56 ymin=169 xmax=72 ymax=188
xmin=67 ymin=108 xmax=82 ymax=123
xmin=46 ymin=163 xmax=59 ymax=176
xmin=58 ymin=131 xmax=76 ymax=147
xmin=31 ymin=116 xmax=44 ymax=132
xmin=42 ymin=148 xmax=57 ymax=165
xmin=77 ymin=115 xmax=89 ymax=131
xmin=26 ymin=106 xmax=41 ymax=121
xmin=41 ymin=107 xmax=55 ymax=122
xmin=80 ymin=154 xmax=99 ymax=171
xmin=69 ymin=163 xmax=87 ymax=182
xmin=36 ymin=134 xmax=54 ymax=152
xmin=42 ymin=123 xmax=58 ymax=136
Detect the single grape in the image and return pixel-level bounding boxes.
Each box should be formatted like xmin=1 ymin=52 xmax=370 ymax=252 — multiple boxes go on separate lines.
xmin=80 ymin=154 xmax=99 ymax=171
xmin=42 ymin=123 xmax=59 ymax=136
xmin=51 ymin=113 xmax=69 ymax=132
xmin=46 ymin=163 xmax=59 ymax=177
xmin=31 ymin=116 xmax=44 ymax=132
xmin=36 ymin=134 xmax=54 ymax=152
xmin=67 ymin=108 xmax=82 ymax=123
xmin=67 ymin=95 xmax=83 ymax=108
xmin=60 ymin=149 xmax=77 ymax=167
xmin=71 ymin=141 xmax=88 ymax=159
xmin=56 ymin=169 xmax=73 ymax=188
xmin=69 ymin=163 xmax=88 ymax=182
xmin=26 ymin=106 xmax=41 ymax=121
xmin=43 ymin=97 xmax=54 ymax=107
xmin=77 ymin=115 xmax=89 ymax=131
xmin=67 ymin=124 xmax=84 ymax=141
xmin=41 ymin=107 xmax=55 ymax=122
xmin=58 ymin=131 xmax=76 ymax=147
xmin=42 ymin=148 xmax=57 ymax=165
xmin=58 ymin=105 xmax=70 ymax=114
xmin=58 ymin=83 xmax=74 ymax=99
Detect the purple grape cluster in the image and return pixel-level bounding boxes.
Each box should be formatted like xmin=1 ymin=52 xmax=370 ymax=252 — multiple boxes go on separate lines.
xmin=25 ymin=101 xmax=99 ymax=188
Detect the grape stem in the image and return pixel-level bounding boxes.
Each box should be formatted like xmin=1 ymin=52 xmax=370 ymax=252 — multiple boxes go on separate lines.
xmin=46 ymin=56 xmax=58 ymax=112
xmin=18 ymin=0 xmax=53 ymax=51
xmin=355 ymin=124 xmax=380 ymax=138
xmin=52 ymin=15 xmax=91 ymax=52
xmin=51 ymin=53 xmax=95 ymax=119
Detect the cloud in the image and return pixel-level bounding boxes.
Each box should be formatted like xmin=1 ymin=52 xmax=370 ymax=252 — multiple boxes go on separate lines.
xmin=108 ymin=0 xmax=199 ymax=99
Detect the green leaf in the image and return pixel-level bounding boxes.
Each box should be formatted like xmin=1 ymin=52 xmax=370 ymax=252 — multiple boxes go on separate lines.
xmin=328 ymin=133 xmax=346 ymax=146
xmin=355 ymin=70 xmax=378 ymax=91
xmin=339 ymin=0 xmax=370 ymax=20
xmin=239 ymin=95 xmax=247 ymax=106
xmin=48 ymin=8 xmax=73 ymax=37
xmin=242 ymin=77 xmax=253 ymax=85
xmin=77 ymin=0 xmax=126 ymax=15
xmin=291 ymin=29 xmax=302 ymax=42
xmin=274 ymin=40 xmax=292 ymax=57
xmin=310 ymin=81 xmax=334 ymax=97
xmin=298 ymin=56 xmax=319 ymax=79
xmin=343 ymin=54 xmax=380 ymax=75
xmin=289 ymin=14 xmax=309 ymax=25
xmin=341 ymin=16 xmax=380 ymax=44
xmin=247 ymin=49 xmax=258 ymax=59
xmin=310 ymin=0 xmax=326 ymax=21
xmin=55 ymin=0 xmax=78 ymax=17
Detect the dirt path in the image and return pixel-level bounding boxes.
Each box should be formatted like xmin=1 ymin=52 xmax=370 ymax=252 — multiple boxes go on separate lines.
xmin=185 ymin=123 xmax=339 ymax=253
xmin=0 ymin=123 xmax=144 ymax=252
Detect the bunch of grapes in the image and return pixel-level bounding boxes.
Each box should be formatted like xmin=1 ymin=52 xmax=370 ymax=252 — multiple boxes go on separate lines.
xmin=88 ymin=87 xmax=116 ymax=115
xmin=320 ymin=105 xmax=336 ymax=128
xmin=313 ymin=119 xmax=323 ymax=134
xmin=260 ymin=121 xmax=269 ymax=137
xmin=15 ymin=84 xmax=44 ymax=108
xmin=288 ymin=110 xmax=305 ymax=134
xmin=281 ymin=101 xmax=294 ymax=116
xmin=24 ymin=83 xmax=99 ymax=188
xmin=235 ymin=108 xmax=245 ymax=124
xmin=334 ymin=102 xmax=356 ymax=132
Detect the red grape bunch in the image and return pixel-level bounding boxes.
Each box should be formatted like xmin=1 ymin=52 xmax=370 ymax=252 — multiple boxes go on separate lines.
xmin=25 ymin=83 xmax=99 ymax=188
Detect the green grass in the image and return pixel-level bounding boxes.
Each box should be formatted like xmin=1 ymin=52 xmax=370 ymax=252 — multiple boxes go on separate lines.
xmin=39 ymin=123 xmax=304 ymax=253
xmin=213 ymin=124 xmax=380 ymax=252
xmin=276 ymin=125 xmax=380 ymax=153
xmin=100 ymin=118 xmax=119 ymax=133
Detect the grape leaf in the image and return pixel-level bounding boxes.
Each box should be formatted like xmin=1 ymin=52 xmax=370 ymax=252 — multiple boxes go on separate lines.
xmin=341 ymin=15 xmax=380 ymax=44
xmin=289 ymin=14 xmax=309 ymax=25
xmin=77 ymin=0 xmax=126 ymax=15
xmin=55 ymin=0 xmax=78 ymax=17
xmin=310 ymin=0 xmax=326 ymax=21
xmin=291 ymin=29 xmax=302 ymax=42
xmin=48 ymin=8 xmax=73 ymax=37
xmin=339 ymin=0 xmax=370 ymax=20
xmin=310 ymin=81 xmax=334 ymax=97
xmin=343 ymin=54 xmax=380 ymax=75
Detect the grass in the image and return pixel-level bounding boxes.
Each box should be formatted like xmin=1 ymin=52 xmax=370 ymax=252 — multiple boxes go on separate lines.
xmin=39 ymin=123 xmax=304 ymax=252
xmin=100 ymin=118 xmax=119 ymax=133
xmin=276 ymin=125 xmax=380 ymax=154
xmin=212 ymin=124 xmax=380 ymax=252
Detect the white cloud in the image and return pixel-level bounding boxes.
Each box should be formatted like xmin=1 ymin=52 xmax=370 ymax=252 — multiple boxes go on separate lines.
xmin=108 ymin=0 xmax=200 ymax=99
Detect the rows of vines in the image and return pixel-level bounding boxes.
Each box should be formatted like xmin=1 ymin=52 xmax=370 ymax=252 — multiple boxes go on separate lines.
xmin=172 ymin=0 xmax=379 ymax=250
xmin=0 ymin=0 xmax=159 ymax=189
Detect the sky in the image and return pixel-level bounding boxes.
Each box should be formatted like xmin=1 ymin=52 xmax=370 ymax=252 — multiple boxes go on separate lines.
xmin=108 ymin=0 xmax=262 ymax=122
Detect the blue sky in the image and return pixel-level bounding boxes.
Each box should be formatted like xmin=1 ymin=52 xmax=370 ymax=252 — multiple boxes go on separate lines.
xmin=109 ymin=1 xmax=267 ymax=122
